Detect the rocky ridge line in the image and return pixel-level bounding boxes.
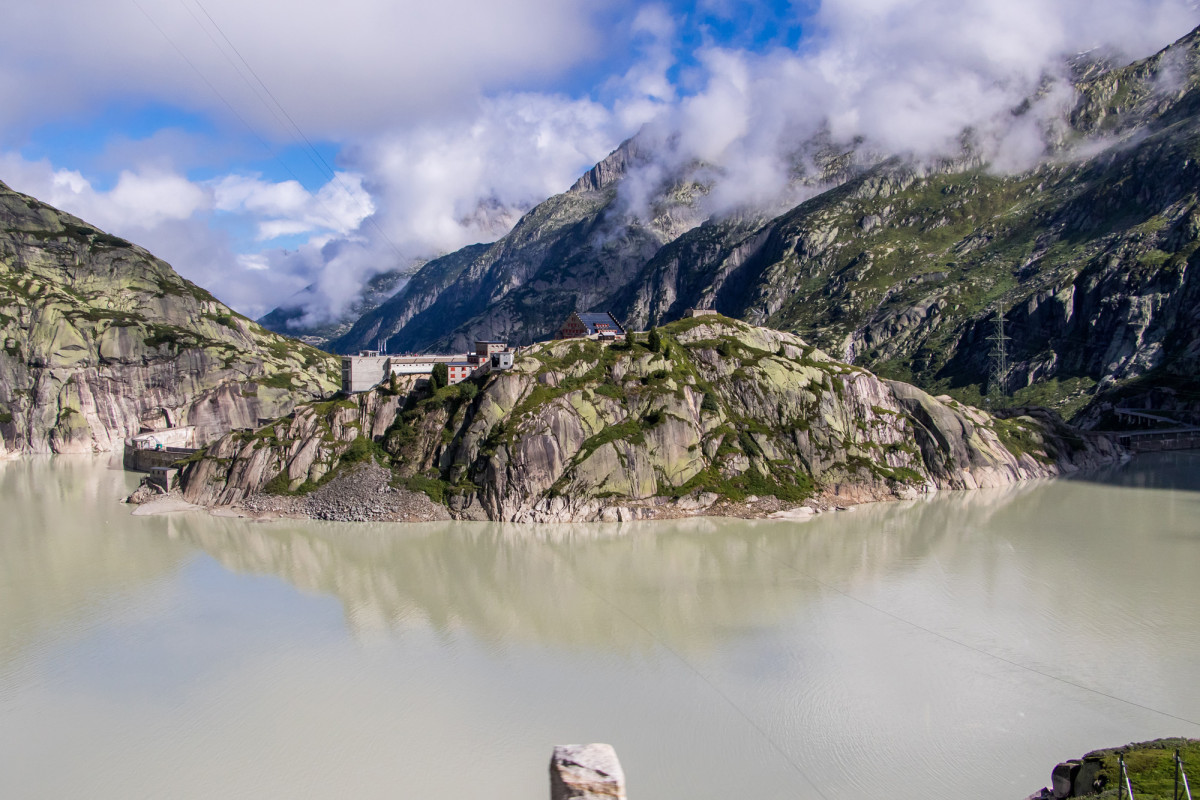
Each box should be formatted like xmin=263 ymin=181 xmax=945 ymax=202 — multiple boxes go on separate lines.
xmin=181 ymin=317 xmax=1120 ymax=523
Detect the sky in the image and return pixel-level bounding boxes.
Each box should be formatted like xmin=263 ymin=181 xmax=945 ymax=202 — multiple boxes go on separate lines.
xmin=1 ymin=0 xmax=1197 ymax=324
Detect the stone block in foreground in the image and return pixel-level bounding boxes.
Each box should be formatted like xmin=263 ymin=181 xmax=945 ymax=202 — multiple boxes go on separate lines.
xmin=550 ymin=744 xmax=626 ymax=799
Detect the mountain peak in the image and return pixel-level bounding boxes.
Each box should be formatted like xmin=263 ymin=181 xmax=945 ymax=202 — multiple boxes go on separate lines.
xmin=569 ymin=136 xmax=649 ymax=194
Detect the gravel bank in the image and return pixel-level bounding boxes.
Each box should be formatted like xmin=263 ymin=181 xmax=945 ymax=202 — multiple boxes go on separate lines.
xmin=238 ymin=463 xmax=452 ymax=522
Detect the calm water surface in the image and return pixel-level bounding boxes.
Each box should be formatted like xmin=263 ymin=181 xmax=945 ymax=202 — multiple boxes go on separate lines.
xmin=1 ymin=453 xmax=1198 ymax=799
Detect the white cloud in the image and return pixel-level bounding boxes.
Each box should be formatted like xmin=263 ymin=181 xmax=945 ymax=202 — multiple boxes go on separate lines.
xmin=0 ymin=0 xmax=612 ymax=141
xmin=676 ymin=50 xmax=752 ymax=163
xmin=237 ymin=253 xmax=271 ymax=271
xmin=212 ymin=171 xmax=373 ymax=240
xmin=0 ymin=152 xmax=380 ymax=318
xmin=612 ymin=0 xmax=1198 ymax=221
xmin=361 ymin=92 xmax=623 ymax=249
xmin=0 ymin=155 xmax=208 ymax=232
xmin=213 ymin=176 xmax=307 ymax=215
xmin=256 ymin=220 xmax=312 ymax=241
xmin=806 ymin=0 xmax=1197 ymax=159
xmin=107 ymin=171 xmax=210 ymax=228
xmin=256 ymin=91 xmax=631 ymax=326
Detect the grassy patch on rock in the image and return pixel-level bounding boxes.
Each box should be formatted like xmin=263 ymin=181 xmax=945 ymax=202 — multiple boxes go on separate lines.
xmin=990 ymin=416 xmax=1054 ymax=464
xmin=1047 ymin=739 xmax=1200 ymax=800
xmin=669 ymin=465 xmax=815 ymax=504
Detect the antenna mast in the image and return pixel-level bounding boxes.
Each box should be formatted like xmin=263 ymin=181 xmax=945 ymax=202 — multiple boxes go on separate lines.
xmin=987 ymin=304 xmax=1011 ymax=398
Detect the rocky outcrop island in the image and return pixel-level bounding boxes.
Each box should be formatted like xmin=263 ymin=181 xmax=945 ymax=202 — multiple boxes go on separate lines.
xmin=180 ymin=316 xmax=1119 ymax=522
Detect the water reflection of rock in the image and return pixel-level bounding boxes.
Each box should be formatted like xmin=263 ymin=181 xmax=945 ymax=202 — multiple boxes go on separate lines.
xmin=162 ymin=481 xmax=1043 ymax=654
xmin=0 ymin=456 xmax=190 ymax=665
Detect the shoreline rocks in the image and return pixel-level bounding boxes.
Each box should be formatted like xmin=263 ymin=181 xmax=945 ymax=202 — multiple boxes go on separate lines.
xmin=237 ymin=463 xmax=452 ymax=523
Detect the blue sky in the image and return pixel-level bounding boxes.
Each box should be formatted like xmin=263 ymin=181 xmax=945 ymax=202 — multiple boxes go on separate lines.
xmin=9 ymin=1 xmax=810 ymax=191
xmin=0 ymin=0 xmax=1195 ymax=321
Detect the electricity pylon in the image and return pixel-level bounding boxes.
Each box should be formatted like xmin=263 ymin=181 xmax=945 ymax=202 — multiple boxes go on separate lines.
xmin=987 ymin=305 xmax=1011 ymax=398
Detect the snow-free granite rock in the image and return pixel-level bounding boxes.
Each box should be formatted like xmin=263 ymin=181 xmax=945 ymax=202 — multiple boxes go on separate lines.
xmin=550 ymin=744 xmax=626 ymax=800
xmin=0 ymin=179 xmax=339 ymax=455
xmin=182 ymin=317 xmax=1121 ymax=522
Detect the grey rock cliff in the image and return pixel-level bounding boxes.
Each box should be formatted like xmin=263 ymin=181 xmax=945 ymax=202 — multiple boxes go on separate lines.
xmin=0 ymin=180 xmax=339 ymax=455
xmin=183 ymin=318 xmax=1119 ymax=522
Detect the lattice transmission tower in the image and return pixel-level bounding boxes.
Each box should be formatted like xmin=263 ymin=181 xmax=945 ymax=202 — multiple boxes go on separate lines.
xmin=987 ymin=305 xmax=1011 ymax=398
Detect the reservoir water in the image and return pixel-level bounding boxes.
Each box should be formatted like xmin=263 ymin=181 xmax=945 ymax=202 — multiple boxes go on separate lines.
xmin=1 ymin=453 xmax=1198 ymax=799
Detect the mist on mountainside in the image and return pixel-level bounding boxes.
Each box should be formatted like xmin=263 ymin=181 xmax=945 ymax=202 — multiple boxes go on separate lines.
xmin=326 ymin=20 xmax=1200 ymax=427
xmin=258 ymin=0 xmax=1197 ymax=332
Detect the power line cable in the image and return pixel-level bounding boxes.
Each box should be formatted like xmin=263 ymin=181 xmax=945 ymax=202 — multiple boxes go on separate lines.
xmin=749 ymin=536 xmax=1200 ymax=732
xmin=131 ymin=0 xmax=282 ymax=165
xmin=131 ymin=0 xmax=376 ymax=264
xmin=187 ymin=1 xmax=350 ymax=190
xmin=132 ymin=0 xmax=412 ymax=282
xmin=552 ymin=548 xmax=834 ymax=800
xmin=174 ymin=2 xmax=311 ymax=168
xmin=181 ymin=0 xmax=411 ymax=263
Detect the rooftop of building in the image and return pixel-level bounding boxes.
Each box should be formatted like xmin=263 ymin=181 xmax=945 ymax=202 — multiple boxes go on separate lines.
xmin=574 ymin=312 xmax=620 ymax=324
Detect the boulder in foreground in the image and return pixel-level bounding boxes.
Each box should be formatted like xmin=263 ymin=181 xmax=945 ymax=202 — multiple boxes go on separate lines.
xmin=551 ymin=744 xmax=626 ymax=800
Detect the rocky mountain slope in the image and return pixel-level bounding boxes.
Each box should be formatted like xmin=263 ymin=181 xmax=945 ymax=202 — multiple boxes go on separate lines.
xmin=329 ymin=135 xmax=866 ymax=356
xmin=327 ymin=25 xmax=1200 ymax=426
xmin=0 ymin=180 xmax=339 ymax=456
xmin=181 ymin=318 xmax=1118 ymax=522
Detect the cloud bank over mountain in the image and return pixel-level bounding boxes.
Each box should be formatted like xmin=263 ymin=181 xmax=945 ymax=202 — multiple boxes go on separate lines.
xmin=0 ymin=0 xmax=1196 ymax=322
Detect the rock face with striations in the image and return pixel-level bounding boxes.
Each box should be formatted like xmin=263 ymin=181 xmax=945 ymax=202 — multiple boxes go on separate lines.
xmin=313 ymin=25 xmax=1200 ymax=426
xmin=182 ymin=317 xmax=1119 ymax=522
xmin=0 ymin=180 xmax=339 ymax=455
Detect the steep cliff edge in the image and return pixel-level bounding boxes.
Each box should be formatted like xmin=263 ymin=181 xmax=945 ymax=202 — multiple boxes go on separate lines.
xmin=0 ymin=179 xmax=339 ymax=455
xmin=182 ymin=317 xmax=1119 ymax=522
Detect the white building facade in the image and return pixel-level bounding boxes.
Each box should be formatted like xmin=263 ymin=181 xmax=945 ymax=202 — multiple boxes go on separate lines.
xmin=340 ymin=342 xmax=516 ymax=393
